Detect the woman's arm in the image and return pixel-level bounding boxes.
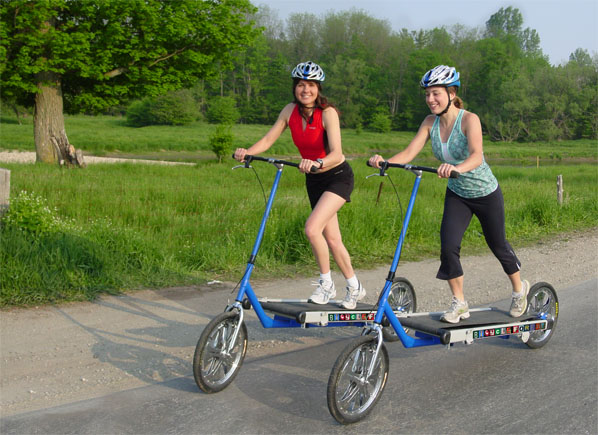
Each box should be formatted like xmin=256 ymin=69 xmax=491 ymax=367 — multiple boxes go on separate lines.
xmin=368 ymin=115 xmax=434 ymax=167
xmin=317 ymin=107 xmax=343 ymax=169
xmin=234 ymin=103 xmax=294 ymax=161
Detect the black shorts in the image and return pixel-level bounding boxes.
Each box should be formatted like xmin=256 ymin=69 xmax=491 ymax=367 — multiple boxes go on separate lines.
xmin=305 ymin=160 xmax=354 ymax=209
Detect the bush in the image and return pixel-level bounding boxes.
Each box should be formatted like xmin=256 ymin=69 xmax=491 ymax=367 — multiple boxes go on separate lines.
xmin=527 ymin=119 xmax=563 ymax=142
xmin=206 ymin=96 xmax=240 ymax=124
xmin=209 ymin=125 xmax=234 ymax=163
xmin=126 ymin=90 xmax=198 ymax=127
xmin=368 ymin=112 xmax=392 ymax=133
xmin=125 ymin=98 xmax=153 ymax=127
xmin=1 ymin=191 xmax=63 ymax=237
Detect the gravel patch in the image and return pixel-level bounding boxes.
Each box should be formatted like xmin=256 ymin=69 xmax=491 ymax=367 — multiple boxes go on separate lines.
xmin=0 ymin=150 xmax=193 ymax=166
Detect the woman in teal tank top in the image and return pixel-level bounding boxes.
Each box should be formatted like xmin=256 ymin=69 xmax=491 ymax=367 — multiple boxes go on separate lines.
xmin=369 ymin=65 xmax=529 ymax=324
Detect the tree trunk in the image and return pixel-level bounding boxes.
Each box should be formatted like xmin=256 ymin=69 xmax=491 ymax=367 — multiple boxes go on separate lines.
xmin=33 ymin=71 xmax=85 ymax=167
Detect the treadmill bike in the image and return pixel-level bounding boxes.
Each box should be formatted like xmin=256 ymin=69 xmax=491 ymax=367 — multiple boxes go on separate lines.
xmin=326 ymin=161 xmax=559 ymax=424
xmin=193 ymin=155 xmax=417 ymax=393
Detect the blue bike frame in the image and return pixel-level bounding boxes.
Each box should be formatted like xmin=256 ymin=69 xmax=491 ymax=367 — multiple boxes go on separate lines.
xmin=231 ymin=157 xmax=306 ymax=328
xmin=368 ymin=162 xmax=447 ymax=347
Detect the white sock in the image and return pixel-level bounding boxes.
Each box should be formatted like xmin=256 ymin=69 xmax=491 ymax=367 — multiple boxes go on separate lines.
xmin=320 ymin=271 xmax=332 ymax=284
xmin=346 ymin=275 xmax=359 ymax=289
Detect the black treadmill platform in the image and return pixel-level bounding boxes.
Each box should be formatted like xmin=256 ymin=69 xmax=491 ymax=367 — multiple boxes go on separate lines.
xmin=401 ymin=308 xmax=535 ymax=331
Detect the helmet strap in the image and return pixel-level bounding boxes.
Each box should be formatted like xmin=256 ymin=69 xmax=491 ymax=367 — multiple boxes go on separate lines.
xmin=437 ymin=88 xmax=452 ymax=116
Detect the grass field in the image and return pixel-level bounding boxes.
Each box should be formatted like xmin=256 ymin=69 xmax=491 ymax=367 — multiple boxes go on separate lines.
xmin=1 ymin=114 xmax=596 ymax=163
xmin=1 ymin=115 xmax=597 ymax=306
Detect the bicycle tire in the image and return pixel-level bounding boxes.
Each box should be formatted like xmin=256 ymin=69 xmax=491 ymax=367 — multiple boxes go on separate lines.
xmin=327 ymin=335 xmax=389 ymax=424
xmin=193 ymin=311 xmax=248 ymax=393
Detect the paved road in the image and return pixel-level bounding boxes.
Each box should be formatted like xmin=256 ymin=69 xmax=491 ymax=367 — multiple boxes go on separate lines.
xmin=2 ymin=278 xmax=596 ymax=434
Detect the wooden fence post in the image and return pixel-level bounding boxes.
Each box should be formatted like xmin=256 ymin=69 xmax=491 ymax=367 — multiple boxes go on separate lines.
xmin=0 ymin=168 xmax=10 ymax=215
xmin=557 ymin=175 xmax=563 ymax=206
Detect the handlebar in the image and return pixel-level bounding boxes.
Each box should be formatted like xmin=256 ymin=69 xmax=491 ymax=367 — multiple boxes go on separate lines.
xmin=232 ymin=154 xmax=318 ymax=173
xmin=367 ymin=160 xmax=460 ymax=179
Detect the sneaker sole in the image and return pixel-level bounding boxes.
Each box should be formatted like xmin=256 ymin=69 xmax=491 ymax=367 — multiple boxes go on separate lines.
xmin=440 ymin=311 xmax=470 ymax=324
xmin=309 ymin=298 xmax=329 ymax=305
xmin=339 ymin=288 xmax=365 ymax=310
xmin=510 ymin=306 xmax=528 ymax=317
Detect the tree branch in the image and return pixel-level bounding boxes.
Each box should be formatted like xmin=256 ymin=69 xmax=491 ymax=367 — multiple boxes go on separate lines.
xmin=148 ymin=46 xmax=190 ymax=67
xmin=104 ymin=46 xmax=191 ymax=79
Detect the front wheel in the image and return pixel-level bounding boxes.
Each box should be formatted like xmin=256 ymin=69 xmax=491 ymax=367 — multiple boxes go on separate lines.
xmin=193 ymin=311 xmax=248 ymax=393
xmin=327 ymin=335 xmax=389 ymax=424
xmin=524 ymin=282 xmax=558 ymax=349
xmin=382 ymin=277 xmax=417 ymax=342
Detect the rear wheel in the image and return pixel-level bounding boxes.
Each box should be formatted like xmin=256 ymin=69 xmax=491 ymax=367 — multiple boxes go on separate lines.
xmin=382 ymin=277 xmax=417 ymax=342
xmin=327 ymin=335 xmax=389 ymax=424
xmin=524 ymin=282 xmax=558 ymax=349
xmin=193 ymin=311 xmax=248 ymax=393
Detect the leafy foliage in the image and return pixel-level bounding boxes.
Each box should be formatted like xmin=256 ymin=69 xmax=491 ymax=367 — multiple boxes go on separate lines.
xmin=0 ymin=0 xmax=259 ymax=113
xmin=1 ymin=191 xmax=64 ymax=237
xmin=126 ymin=90 xmax=198 ymax=127
xmin=209 ymin=125 xmax=234 ymax=163
xmin=199 ymin=6 xmax=597 ymax=141
xmin=206 ymin=96 xmax=241 ymax=125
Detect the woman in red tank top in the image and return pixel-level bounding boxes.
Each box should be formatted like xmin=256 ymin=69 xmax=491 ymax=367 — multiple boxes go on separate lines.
xmin=234 ymin=61 xmax=365 ymax=309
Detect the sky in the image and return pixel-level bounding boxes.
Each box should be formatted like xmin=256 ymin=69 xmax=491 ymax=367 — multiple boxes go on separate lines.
xmin=255 ymin=0 xmax=598 ymax=66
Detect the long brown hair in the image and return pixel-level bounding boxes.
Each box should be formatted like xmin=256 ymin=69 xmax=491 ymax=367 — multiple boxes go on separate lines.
xmin=292 ymin=78 xmax=339 ymax=122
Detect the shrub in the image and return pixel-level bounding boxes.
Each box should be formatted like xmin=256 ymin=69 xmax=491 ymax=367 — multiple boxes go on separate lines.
xmin=527 ymin=120 xmax=563 ymax=142
xmin=1 ymin=191 xmax=63 ymax=237
xmin=209 ymin=125 xmax=234 ymax=163
xmin=126 ymin=90 xmax=198 ymax=127
xmin=369 ymin=112 xmax=392 ymax=133
xmin=149 ymin=90 xmax=198 ymax=126
xmin=206 ymin=96 xmax=240 ymax=124
xmin=125 ymin=98 xmax=153 ymax=127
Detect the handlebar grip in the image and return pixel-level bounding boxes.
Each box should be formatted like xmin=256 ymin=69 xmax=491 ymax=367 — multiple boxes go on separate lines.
xmin=366 ymin=160 xmax=385 ymax=168
xmin=310 ymin=165 xmax=319 ymax=173
xmin=449 ymin=170 xmax=460 ymax=179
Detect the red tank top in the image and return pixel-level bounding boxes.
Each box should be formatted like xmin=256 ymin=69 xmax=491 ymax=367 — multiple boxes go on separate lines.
xmin=288 ymin=105 xmax=327 ymax=160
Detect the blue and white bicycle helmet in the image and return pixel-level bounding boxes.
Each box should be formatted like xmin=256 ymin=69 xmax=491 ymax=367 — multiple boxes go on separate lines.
xmin=420 ymin=65 xmax=460 ymax=89
xmin=291 ymin=61 xmax=325 ymax=82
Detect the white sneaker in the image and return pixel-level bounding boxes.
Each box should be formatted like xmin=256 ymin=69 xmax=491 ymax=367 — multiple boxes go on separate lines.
xmin=440 ymin=297 xmax=470 ymax=324
xmin=309 ymin=280 xmax=336 ymax=304
xmin=340 ymin=282 xmax=366 ymax=309
xmin=510 ymin=279 xmax=530 ymax=317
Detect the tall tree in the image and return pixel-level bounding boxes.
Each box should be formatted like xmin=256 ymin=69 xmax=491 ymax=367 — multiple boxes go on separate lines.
xmin=485 ymin=6 xmax=542 ymax=56
xmin=1 ymin=0 xmax=258 ymax=165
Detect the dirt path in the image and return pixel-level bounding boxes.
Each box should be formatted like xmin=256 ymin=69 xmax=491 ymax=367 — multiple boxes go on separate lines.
xmin=1 ymin=229 xmax=597 ymax=417
xmin=0 ymin=151 xmax=193 ymax=165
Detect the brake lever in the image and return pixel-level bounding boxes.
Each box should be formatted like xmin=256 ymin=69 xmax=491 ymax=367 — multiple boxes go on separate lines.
xmin=366 ymin=172 xmax=386 ymax=179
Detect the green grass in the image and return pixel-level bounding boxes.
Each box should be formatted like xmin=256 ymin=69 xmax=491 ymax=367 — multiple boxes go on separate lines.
xmin=1 ymin=114 xmax=596 ymax=306
xmin=1 ymin=158 xmax=596 ymax=307
xmin=2 ymin=114 xmax=596 ymax=163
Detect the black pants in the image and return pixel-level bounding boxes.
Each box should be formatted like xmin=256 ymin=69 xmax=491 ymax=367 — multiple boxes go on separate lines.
xmin=436 ymin=186 xmax=521 ymax=280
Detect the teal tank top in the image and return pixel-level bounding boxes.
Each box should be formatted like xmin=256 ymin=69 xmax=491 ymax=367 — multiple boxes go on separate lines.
xmin=430 ymin=109 xmax=498 ymax=198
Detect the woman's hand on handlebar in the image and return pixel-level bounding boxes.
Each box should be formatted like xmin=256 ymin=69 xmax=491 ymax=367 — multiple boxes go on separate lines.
xmin=437 ymin=163 xmax=460 ymax=179
xmin=299 ymin=158 xmax=317 ymax=174
xmin=368 ymin=154 xmax=384 ymax=168
xmin=234 ymin=148 xmax=248 ymax=162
